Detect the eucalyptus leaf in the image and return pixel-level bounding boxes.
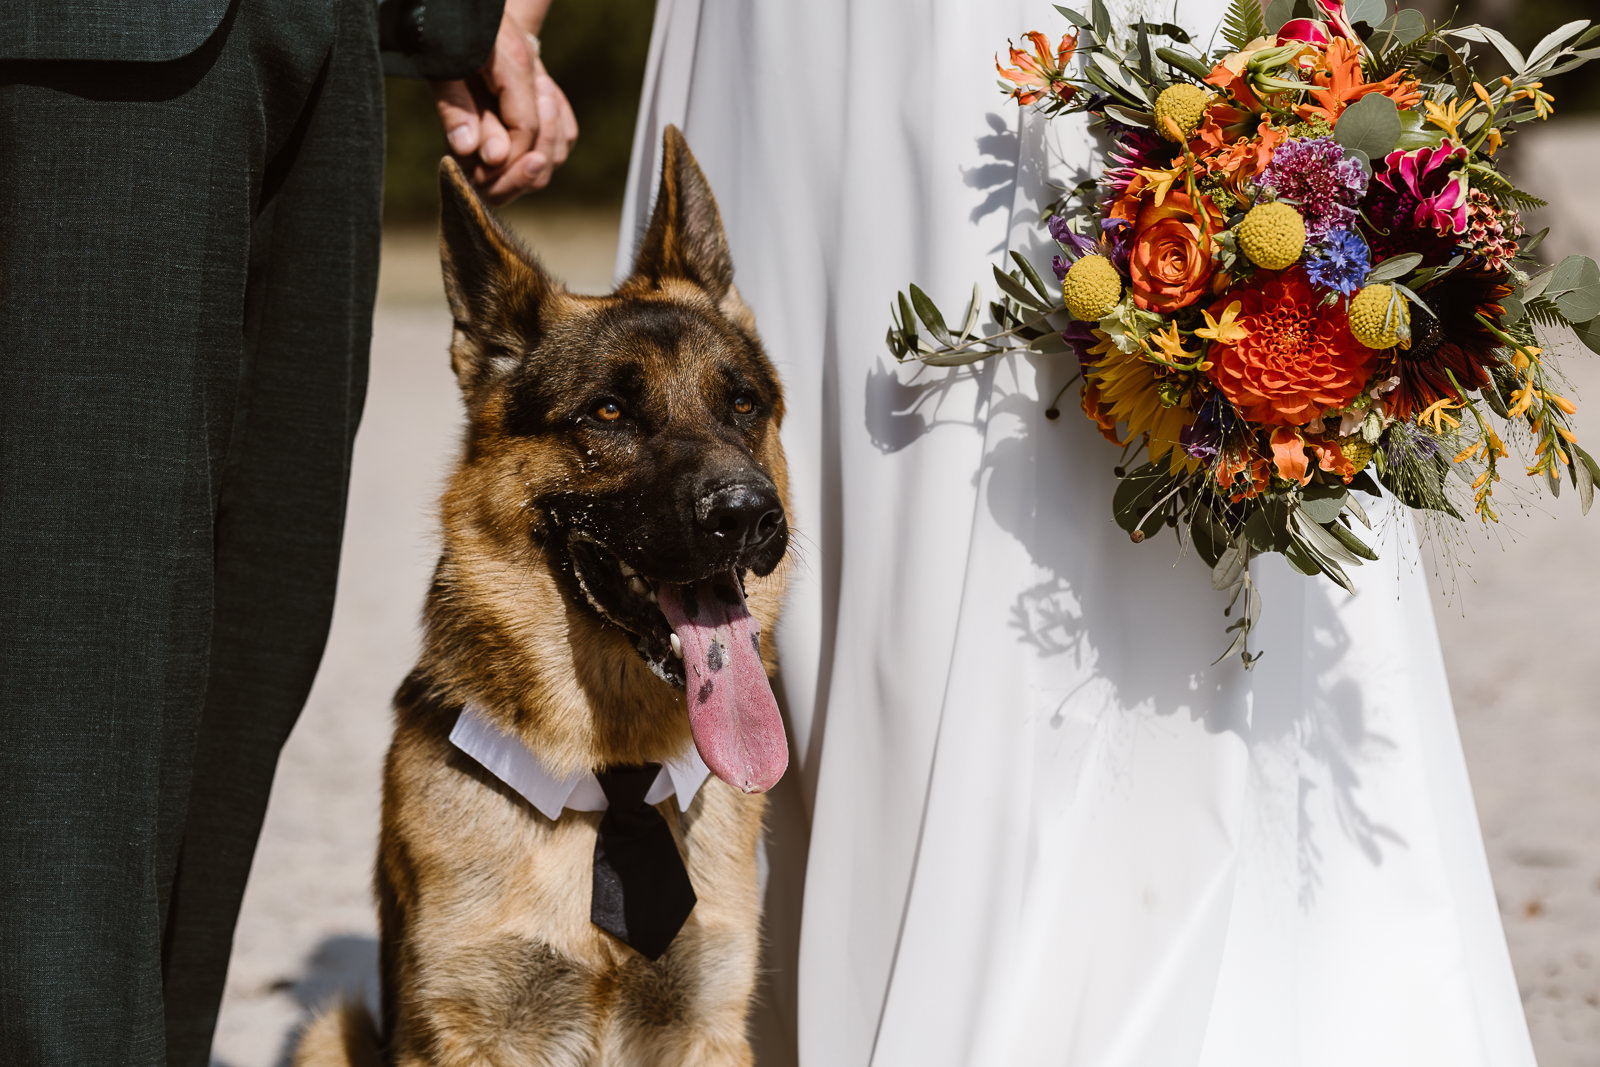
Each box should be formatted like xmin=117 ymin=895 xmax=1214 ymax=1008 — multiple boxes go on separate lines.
xmin=1091 ymin=0 xmax=1112 ymax=44
xmin=1365 ymin=252 xmax=1424 ymax=284
xmin=1053 ymin=5 xmax=1092 ymax=31
xmin=962 ymin=283 xmax=982 ymax=338
xmin=1526 ymin=20 xmax=1591 ymax=70
xmin=1112 ymin=462 xmax=1174 ymax=537
xmin=1574 ymin=314 xmax=1600 ymax=356
xmin=908 ymin=284 xmax=952 ymax=341
xmin=1211 ymin=545 xmax=1247 ymax=590
xmin=1343 ymin=492 xmax=1371 ymax=529
xmin=1327 ymin=520 xmax=1380 ymax=560
xmin=1336 ymin=93 xmax=1403 ymax=162
xmin=1028 ymin=332 xmax=1073 ymax=354
xmin=993 ymin=266 xmax=1050 ymax=311
xmin=1345 ymin=0 xmax=1387 ymax=30
xmin=1284 ymin=537 xmax=1327 ymax=579
xmin=1264 ymin=0 xmax=1294 ymax=34
xmin=1011 ymin=250 xmax=1055 ymax=303
xmin=1191 ymin=508 xmax=1230 ymax=569
xmin=1293 ymin=511 xmax=1365 ymax=567
xmin=1450 ymin=25 xmax=1527 ymax=73
xmin=1299 ymin=485 xmax=1348 ymax=524
xmin=1156 ymin=47 xmax=1215 ymax=83
xmin=1521 ymin=269 xmax=1553 ymax=301
xmin=919 ymin=347 xmax=1001 ymax=368
xmin=1104 ymin=104 xmax=1155 ymax=128
xmin=1438 ymin=39 xmax=1475 ymax=96
xmin=1375 ymin=9 xmax=1428 ymax=49
xmin=1549 ymin=255 xmax=1600 ymax=323
xmin=1576 ymin=447 xmax=1595 ymax=515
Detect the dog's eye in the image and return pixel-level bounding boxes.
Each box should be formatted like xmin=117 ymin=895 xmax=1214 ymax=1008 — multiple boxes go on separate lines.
xmin=731 ymin=395 xmax=755 ymax=415
xmin=593 ymin=400 xmax=623 ymax=422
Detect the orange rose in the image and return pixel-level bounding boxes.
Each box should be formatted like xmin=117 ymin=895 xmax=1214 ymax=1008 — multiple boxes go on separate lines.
xmin=1128 ymin=189 xmax=1216 ymax=314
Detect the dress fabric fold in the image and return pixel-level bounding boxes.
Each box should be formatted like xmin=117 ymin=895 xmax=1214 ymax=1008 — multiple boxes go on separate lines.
xmin=618 ymin=1 xmax=1534 ymax=1063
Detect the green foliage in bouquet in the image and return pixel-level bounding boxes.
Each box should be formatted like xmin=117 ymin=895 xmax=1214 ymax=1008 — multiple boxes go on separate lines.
xmin=886 ymin=0 xmax=1600 ymax=665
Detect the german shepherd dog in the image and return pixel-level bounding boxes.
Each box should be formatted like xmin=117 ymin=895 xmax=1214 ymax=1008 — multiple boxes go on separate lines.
xmin=294 ymin=127 xmax=791 ymax=1066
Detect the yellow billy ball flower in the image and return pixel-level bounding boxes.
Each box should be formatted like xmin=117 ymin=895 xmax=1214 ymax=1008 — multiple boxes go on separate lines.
xmin=1061 ymin=255 xmax=1123 ymax=321
xmin=1341 ymin=438 xmax=1375 ymax=472
xmin=1236 ymin=201 xmax=1307 ymax=271
xmin=1153 ymin=83 xmax=1211 ymax=142
xmin=1348 ymin=284 xmax=1409 ymax=349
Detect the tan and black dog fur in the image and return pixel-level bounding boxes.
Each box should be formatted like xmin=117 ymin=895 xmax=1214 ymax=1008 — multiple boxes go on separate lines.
xmin=294 ymin=127 xmax=790 ymax=1067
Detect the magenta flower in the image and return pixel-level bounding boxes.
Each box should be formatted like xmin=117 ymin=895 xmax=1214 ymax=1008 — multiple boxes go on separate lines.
xmin=1373 ymin=141 xmax=1471 ymax=236
xmin=1277 ymin=19 xmax=1333 ymax=45
xmin=1313 ymin=0 xmax=1361 ymax=42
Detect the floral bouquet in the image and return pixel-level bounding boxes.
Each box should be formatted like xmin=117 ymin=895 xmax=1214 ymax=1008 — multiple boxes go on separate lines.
xmin=886 ymin=0 xmax=1600 ymax=664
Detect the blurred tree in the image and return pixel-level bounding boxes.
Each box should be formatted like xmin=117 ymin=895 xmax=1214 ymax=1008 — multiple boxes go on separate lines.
xmin=383 ymin=0 xmax=657 ymax=222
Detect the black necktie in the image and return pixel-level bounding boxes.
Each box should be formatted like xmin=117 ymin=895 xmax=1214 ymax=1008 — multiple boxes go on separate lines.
xmin=591 ymin=764 xmax=697 ymax=960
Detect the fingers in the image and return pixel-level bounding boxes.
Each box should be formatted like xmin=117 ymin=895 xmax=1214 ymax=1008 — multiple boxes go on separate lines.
xmin=430 ymin=80 xmax=481 ymax=158
xmin=480 ymin=23 xmax=540 ymax=174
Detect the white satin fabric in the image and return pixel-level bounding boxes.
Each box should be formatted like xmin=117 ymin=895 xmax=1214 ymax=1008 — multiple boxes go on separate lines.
xmin=616 ymin=3 xmax=1534 ymax=1064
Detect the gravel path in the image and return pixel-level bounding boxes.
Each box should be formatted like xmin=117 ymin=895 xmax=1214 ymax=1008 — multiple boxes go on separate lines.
xmin=210 ymin=129 xmax=1600 ymax=1066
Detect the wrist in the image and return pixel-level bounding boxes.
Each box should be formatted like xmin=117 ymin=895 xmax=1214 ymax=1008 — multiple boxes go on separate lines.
xmin=502 ymin=0 xmax=552 ymax=36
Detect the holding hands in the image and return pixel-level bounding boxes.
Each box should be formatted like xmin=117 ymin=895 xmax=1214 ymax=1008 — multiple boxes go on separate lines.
xmin=430 ymin=0 xmax=579 ymax=204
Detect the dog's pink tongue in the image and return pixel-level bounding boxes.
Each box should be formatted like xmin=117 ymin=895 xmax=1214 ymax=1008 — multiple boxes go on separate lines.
xmin=657 ymin=575 xmax=787 ymax=794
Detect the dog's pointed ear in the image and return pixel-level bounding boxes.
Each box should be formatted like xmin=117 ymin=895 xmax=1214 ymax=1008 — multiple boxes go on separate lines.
xmin=628 ymin=126 xmax=741 ymax=312
xmin=439 ymin=157 xmax=554 ymax=397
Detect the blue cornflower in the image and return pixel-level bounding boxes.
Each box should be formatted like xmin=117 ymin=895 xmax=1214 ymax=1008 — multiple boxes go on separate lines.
xmin=1305 ymin=228 xmax=1371 ymax=296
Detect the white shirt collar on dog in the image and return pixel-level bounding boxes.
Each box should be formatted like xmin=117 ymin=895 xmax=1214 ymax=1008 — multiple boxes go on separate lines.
xmin=448 ymin=702 xmax=711 ymax=821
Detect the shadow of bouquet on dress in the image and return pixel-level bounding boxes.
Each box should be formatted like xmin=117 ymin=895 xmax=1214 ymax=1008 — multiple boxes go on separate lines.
xmin=858 ymin=104 xmax=1407 ymax=911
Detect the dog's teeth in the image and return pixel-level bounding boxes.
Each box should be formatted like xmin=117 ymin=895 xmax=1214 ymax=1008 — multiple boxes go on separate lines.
xmin=646 ymin=589 xmax=658 ymax=603
xmin=618 ymin=562 xmax=637 ymax=577
xmin=670 ymin=633 xmax=682 ymax=658
xmin=628 ymin=577 xmax=648 ymax=596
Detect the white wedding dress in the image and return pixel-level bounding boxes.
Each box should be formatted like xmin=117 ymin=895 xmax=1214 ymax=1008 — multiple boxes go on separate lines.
xmin=617 ymin=2 xmax=1535 ymax=1064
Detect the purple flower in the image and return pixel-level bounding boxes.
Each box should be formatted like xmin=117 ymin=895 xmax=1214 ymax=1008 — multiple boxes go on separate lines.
xmin=1181 ymin=392 xmax=1235 ymax=461
xmin=1304 ymin=228 xmax=1371 ymax=296
xmin=1048 ymin=214 xmax=1097 ymax=264
xmin=1101 ymin=216 xmax=1133 ymax=272
xmin=1062 ymin=320 xmax=1099 ymax=367
xmin=1260 ymin=136 xmax=1369 ymax=238
xmin=1102 ymin=125 xmax=1171 ymax=197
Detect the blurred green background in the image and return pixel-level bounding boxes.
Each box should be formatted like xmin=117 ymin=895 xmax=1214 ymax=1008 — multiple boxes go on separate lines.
xmin=382 ymin=0 xmax=656 ymax=222
xmin=378 ymin=0 xmax=1597 ymax=224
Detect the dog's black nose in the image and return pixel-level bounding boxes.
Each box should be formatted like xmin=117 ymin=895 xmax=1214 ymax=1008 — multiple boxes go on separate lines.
xmin=697 ymin=482 xmax=783 ymax=548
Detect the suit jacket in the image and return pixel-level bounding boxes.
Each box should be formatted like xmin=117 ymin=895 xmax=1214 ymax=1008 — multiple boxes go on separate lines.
xmin=0 ymin=0 xmax=503 ymax=77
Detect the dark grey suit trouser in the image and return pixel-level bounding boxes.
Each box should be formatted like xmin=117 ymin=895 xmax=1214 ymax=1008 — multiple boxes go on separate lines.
xmin=0 ymin=0 xmax=382 ymax=1062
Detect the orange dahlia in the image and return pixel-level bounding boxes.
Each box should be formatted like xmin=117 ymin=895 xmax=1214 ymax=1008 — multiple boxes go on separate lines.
xmin=1205 ymin=268 xmax=1378 ymax=427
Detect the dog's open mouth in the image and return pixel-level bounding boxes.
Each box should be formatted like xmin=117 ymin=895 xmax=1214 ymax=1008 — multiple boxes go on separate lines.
xmin=567 ymin=534 xmax=788 ymax=793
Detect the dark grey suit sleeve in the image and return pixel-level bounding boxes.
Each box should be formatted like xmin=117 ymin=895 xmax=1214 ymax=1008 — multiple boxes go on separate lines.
xmin=0 ymin=0 xmax=230 ymax=62
xmin=378 ymin=0 xmax=506 ymax=79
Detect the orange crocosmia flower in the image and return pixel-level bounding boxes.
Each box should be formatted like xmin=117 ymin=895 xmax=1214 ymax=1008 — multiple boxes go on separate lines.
xmin=1205 ymin=121 xmax=1287 ymax=188
xmin=997 ymin=30 xmax=1079 ymax=106
xmin=1270 ymin=427 xmax=1313 ymax=485
xmin=1309 ymin=438 xmax=1358 ymax=483
xmin=1205 ymin=268 xmax=1378 ymax=427
xmin=1299 ymin=37 xmax=1424 ymax=122
xmin=1205 ymin=58 xmax=1265 ymax=114
xmin=1216 ymin=448 xmax=1273 ymax=500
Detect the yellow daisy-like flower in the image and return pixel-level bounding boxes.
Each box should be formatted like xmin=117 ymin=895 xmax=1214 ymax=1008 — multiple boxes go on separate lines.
xmin=1146 ymin=323 xmax=1194 ymax=366
xmin=1423 ymin=96 xmax=1476 ymax=141
xmin=1195 ymin=300 xmax=1249 ymax=345
xmin=1084 ymin=330 xmax=1197 ymax=474
xmin=1130 ymin=165 xmax=1185 ymax=207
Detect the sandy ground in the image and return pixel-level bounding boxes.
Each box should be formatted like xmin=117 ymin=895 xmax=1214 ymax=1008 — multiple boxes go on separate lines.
xmin=211 ymin=128 xmax=1600 ymax=1067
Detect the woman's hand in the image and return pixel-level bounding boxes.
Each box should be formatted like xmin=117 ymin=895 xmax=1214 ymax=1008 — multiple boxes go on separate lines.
xmin=429 ymin=0 xmax=579 ymax=205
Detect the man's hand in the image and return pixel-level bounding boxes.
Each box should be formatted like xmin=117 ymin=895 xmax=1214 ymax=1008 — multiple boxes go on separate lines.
xmin=430 ymin=1 xmax=578 ymax=205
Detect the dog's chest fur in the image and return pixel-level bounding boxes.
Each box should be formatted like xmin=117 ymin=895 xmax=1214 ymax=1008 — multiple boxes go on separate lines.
xmin=378 ymin=704 xmax=765 ymax=1067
